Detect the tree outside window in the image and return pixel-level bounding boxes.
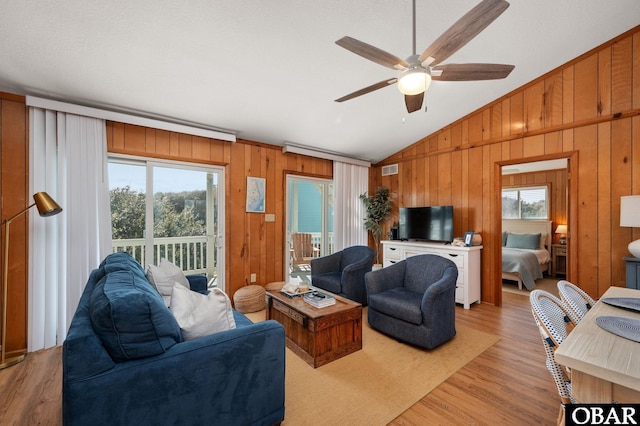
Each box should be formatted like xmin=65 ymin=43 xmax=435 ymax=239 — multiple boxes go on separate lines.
xmin=502 ymin=186 xmax=549 ymax=220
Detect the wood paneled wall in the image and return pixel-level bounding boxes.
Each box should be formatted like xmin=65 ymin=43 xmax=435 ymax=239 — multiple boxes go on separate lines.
xmin=2 ymin=27 xmax=639 ymax=352
xmin=0 ymin=92 xmax=28 ymax=356
xmin=502 ymin=169 xmax=568 ymax=244
xmin=106 ymin=122 xmax=333 ymax=300
xmin=372 ymin=26 xmax=640 ymax=304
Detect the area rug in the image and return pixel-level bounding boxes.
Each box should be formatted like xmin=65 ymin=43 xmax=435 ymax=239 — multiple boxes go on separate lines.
xmin=246 ymin=309 xmax=499 ymax=426
xmin=502 ymin=277 xmax=559 ymax=297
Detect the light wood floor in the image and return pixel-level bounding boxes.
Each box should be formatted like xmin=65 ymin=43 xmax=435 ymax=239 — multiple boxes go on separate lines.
xmin=391 ymin=290 xmax=559 ymax=425
xmin=0 ymin=291 xmax=558 ymax=425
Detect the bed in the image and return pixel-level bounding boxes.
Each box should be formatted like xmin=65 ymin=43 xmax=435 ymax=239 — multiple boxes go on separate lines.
xmin=502 ymin=220 xmax=552 ymax=290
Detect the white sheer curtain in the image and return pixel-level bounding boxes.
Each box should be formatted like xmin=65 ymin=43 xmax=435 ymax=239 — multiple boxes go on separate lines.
xmin=333 ymin=161 xmax=369 ymax=251
xmin=28 ymin=108 xmax=112 ymax=350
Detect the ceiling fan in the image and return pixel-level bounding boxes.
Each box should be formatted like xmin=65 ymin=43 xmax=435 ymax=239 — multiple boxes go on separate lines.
xmin=334 ymin=0 xmax=515 ymax=113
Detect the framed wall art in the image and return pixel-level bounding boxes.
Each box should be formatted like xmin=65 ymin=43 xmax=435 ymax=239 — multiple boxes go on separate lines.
xmin=464 ymin=231 xmax=475 ymax=247
xmin=246 ymin=177 xmax=266 ymax=213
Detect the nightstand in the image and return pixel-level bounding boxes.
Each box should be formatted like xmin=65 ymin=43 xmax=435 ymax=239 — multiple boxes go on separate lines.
xmin=551 ymin=244 xmax=567 ymax=278
xmin=624 ymin=257 xmax=640 ymax=289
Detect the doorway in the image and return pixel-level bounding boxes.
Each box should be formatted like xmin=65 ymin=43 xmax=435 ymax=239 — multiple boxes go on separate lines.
xmin=495 ymin=153 xmax=577 ymax=305
xmin=285 ymin=175 xmax=334 ymax=283
xmin=108 ymin=156 xmax=225 ymax=290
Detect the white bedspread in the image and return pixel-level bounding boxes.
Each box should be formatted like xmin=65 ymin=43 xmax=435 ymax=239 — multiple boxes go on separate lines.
xmin=502 ymin=248 xmax=549 ymax=290
xmin=527 ymin=248 xmax=551 ymax=265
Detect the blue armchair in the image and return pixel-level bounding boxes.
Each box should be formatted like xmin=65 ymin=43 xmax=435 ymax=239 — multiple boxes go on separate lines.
xmin=365 ymin=254 xmax=458 ymax=349
xmin=310 ymin=245 xmax=374 ymax=305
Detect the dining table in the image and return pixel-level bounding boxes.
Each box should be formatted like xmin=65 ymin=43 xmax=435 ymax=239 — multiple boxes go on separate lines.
xmin=555 ymin=286 xmax=640 ymax=403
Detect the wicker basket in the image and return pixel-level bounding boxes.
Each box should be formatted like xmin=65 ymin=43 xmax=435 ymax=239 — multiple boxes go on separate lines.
xmin=265 ymin=281 xmax=286 ymax=291
xmin=233 ymin=285 xmax=266 ymax=313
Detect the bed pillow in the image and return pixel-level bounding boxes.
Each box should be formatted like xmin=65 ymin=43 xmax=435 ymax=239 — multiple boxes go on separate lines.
xmin=506 ymin=232 xmax=541 ymax=250
xmin=169 ymin=284 xmax=236 ymax=341
xmin=502 ymin=231 xmax=508 ymax=247
xmin=539 ymin=233 xmax=548 ymax=249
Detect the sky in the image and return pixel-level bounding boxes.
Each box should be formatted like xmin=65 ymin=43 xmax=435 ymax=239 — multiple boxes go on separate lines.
xmin=108 ymin=163 xmax=214 ymax=193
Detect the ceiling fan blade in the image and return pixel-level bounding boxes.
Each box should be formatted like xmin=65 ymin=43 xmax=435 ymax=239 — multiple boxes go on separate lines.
xmin=404 ymin=92 xmax=424 ymax=113
xmin=432 ymin=63 xmax=514 ymax=81
xmin=418 ymin=0 xmax=510 ymax=66
xmin=336 ymin=36 xmax=409 ymax=70
xmin=335 ymin=78 xmax=398 ymax=102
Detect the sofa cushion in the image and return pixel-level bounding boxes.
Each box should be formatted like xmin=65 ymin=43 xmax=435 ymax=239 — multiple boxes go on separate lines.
xmin=368 ymin=287 xmax=423 ymax=325
xmin=96 ymin=251 xmax=148 ymax=282
xmin=312 ymin=272 xmax=342 ymax=294
xmin=90 ymin=269 xmax=182 ymax=362
xmin=170 ymin=284 xmax=236 ymax=341
xmin=63 ymin=269 xmax=116 ymax=381
xmin=232 ymin=309 xmax=254 ymax=328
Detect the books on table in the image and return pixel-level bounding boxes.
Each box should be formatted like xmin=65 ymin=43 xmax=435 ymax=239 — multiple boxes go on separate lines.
xmin=303 ymin=291 xmax=336 ymax=308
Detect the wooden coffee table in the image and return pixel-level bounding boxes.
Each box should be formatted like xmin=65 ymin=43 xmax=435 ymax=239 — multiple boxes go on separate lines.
xmin=266 ymin=289 xmax=362 ymax=368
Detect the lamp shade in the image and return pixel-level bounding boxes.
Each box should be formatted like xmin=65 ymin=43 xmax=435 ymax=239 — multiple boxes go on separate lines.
xmin=620 ymin=195 xmax=640 ymax=227
xmin=33 ymin=192 xmax=62 ymax=217
xmin=621 ymin=195 xmax=640 ymax=258
xmin=555 ymin=224 xmax=567 ymax=234
xmin=397 ymin=68 xmax=432 ymax=96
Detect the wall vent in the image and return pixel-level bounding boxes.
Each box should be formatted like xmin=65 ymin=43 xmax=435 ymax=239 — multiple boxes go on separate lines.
xmin=381 ymin=164 xmax=398 ymax=176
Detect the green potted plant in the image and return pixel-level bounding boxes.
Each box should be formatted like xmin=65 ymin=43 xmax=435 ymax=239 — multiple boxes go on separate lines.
xmin=360 ymin=186 xmax=392 ymax=267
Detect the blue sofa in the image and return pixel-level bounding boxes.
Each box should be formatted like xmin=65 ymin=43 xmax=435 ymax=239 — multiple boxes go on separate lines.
xmin=63 ymin=252 xmax=285 ymax=426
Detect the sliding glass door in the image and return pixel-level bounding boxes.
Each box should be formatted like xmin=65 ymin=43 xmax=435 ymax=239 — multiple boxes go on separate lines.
xmin=108 ymin=157 xmax=225 ymax=290
xmin=285 ymin=175 xmax=333 ymax=283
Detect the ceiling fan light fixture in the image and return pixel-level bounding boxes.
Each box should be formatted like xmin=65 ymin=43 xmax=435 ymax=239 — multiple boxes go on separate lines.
xmin=397 ymin=67 xmax=431 ymax=95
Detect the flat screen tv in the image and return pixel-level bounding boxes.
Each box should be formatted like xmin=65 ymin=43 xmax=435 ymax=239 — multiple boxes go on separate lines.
xmin=398 ymin=206 xmax=454 ymax=242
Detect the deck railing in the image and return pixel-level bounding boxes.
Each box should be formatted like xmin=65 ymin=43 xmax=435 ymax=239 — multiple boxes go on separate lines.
xmin=308 ymin=232 xmax=334 ymax=256
xmin=113 ymin=232 xmax=334 ymax=278
xmin=112 ymin=236 xmax=211 ymax=275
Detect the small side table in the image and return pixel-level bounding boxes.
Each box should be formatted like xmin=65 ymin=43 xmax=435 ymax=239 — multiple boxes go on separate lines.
xmin=624 ymin=257 xmax=640 ymax=289
xmin=551 ymin=244 xmax=567 ymax=278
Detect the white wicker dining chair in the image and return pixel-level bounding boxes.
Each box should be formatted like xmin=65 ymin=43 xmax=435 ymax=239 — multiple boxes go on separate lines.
xmin=530 ymin=289 xmax=577 ymax=423
xmin=557 ymin=280 xmax=596 ymax=323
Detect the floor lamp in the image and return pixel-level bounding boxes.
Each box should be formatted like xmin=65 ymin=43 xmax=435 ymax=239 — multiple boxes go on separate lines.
xmin=1 ymin=192 xmax=62 ymax=369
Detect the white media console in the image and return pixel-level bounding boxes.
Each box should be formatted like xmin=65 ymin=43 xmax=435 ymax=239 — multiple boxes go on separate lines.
xmin=381 ymin=240 xmax=482 ymax=309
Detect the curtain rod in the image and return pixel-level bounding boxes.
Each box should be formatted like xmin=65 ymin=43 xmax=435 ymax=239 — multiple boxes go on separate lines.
xmin=26 ymin=96 xmax=236 ymax=142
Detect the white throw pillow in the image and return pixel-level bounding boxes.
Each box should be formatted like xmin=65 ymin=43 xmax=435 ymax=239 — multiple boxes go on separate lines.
xmin=169 ymin=284 xmax=236 ymax=341
xmin=146 ymin=258 xmax=190 ymax=305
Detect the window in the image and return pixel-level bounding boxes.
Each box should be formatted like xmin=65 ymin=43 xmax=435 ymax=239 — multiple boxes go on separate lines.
xmin=108 ymin=156 xmax=225 ymax=290
xmin=502 ymin=185 xmax=549 ymax=219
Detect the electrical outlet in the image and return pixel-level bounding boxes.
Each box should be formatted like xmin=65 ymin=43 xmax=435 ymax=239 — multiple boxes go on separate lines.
xmin=250 ymin=273 xmax=256 ymax=283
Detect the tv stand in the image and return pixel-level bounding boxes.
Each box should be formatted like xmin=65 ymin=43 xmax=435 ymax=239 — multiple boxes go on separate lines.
xmin=381 ymin=240 xmax=482 ymax=309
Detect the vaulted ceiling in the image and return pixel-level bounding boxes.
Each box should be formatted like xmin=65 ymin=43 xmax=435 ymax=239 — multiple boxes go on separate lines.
xmin=1 ymin=1 xmax=638 ymax=163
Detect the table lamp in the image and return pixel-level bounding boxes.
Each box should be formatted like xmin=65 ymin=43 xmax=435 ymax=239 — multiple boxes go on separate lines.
xmin=555 ymin=224 xmax=567 ymax=245
xmin=620 ymin=195 xmax=640 ymax=258
xmin=1 ymin=192 xmax=62 ymax=369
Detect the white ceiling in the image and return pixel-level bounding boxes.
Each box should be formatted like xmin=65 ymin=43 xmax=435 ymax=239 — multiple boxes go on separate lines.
xmin=502 ymin=159 xmax=567 ymax=175
xmin=0 ymin=1 xmax=638 ymax=163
